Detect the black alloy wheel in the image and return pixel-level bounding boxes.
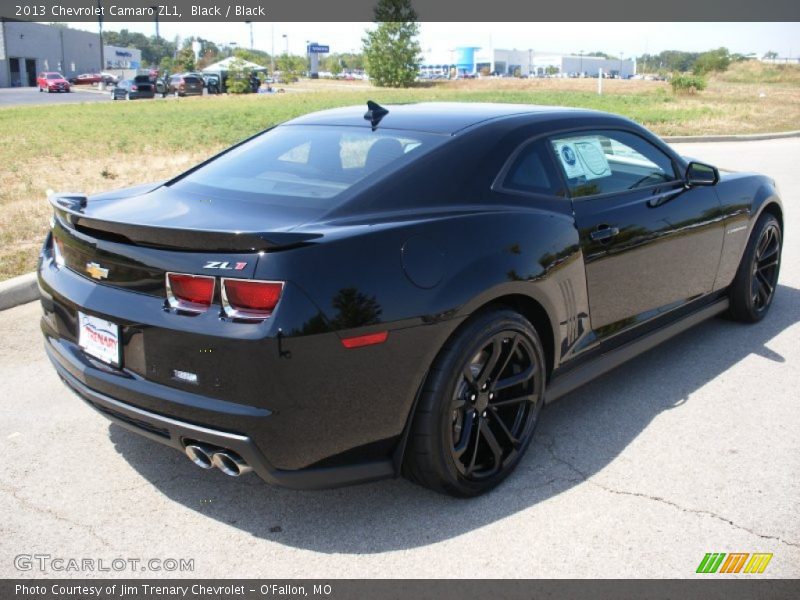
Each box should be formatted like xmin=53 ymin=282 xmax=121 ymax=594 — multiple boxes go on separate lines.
xmin=404 ymin=309 xmax=546 ymax=497
xmin=751 ymin=222 xmax=781 ymax=312
xmin=729 ymin=212 xmax=782 ymax=322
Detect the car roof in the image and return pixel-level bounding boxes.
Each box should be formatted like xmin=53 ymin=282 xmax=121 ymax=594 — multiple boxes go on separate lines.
xmin=283 ymin=102 xmax=600 ymax=135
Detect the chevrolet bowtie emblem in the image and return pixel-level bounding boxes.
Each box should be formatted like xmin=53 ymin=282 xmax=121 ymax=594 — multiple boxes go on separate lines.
xmin=85 ymin=262 xmax=109 ymax=280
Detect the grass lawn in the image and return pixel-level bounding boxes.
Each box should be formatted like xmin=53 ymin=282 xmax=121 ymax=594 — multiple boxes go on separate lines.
xmin=1 ymin=63 xmax=798 ymax=280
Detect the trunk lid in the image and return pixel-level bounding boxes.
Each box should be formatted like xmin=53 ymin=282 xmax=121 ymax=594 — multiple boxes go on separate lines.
xmin=50 ymin=186 xmax=321 ymax=296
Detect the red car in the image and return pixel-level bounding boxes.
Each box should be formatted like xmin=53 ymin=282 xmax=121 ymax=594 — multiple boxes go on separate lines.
xmin=69 ymin=73 xmax=102 ymax=85
xmin=37 ymin=72 xmax=70 ymax=93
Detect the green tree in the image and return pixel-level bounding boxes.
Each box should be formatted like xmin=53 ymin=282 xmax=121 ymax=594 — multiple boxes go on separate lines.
xmin=693 ymin=47 xmax=731 ymax=74
xmin=175 ymin=45 xmax=196 ymax=72
xmin=103 ymin=28 xmax=177 ymax=68
xmin=233 ymin=48 xmax=271 ymax=68
xmin=362 ymin=0 xmax=421 ymax=87
xmin=224 ymin=58 xmax=252 ymax=93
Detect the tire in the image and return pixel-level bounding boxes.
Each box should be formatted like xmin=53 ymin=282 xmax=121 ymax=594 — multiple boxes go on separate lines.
xmin=39 ymin=87 xmax=43 ymax=93
xmin=403 ymin=308 xmax=546 ymax=497
xmin=728 ymin=212 xmax=782 ymax=322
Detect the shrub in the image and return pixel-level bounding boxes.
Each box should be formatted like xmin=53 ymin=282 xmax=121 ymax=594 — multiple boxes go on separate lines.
xmin=224 ymin=58 xmax=252 ymax=94
xmin=671 ymin=74 xmax=707 ymax=95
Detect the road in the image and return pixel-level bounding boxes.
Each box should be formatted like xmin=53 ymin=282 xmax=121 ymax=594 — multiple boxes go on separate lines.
xmin=0 ymin=139 xmax=798 ymax=578
xmin=0 ymin=87 xmax=111 ymax=107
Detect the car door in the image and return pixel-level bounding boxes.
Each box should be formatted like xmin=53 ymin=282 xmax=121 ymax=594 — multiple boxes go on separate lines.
xmin=550 ymin=129 xmax=724 ymax=338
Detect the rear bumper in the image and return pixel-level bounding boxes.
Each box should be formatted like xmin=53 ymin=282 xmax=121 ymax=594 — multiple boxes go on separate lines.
xmin=45 ymin=337 xmax=395 ymax=490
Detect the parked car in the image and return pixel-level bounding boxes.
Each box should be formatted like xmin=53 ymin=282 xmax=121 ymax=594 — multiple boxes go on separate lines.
xmin=69 ymin=73 xmax=101 ymax=85
xmin=100 ymin=72 xmax=119 ymax=85
xmin=167 ymin=74 xmax=204 ymax=97
xmin=39 ymin=102 xmax=783 ymax=497
xmin=110 ymin=76 xmax=155 ymax=100
xmin=37 ymin=72 xmax=70 ymax=93
xmin=182 ymin=71 xmax=206 ymax=85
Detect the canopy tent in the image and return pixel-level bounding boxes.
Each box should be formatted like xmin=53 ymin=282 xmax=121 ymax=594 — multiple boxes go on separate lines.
xmin=200 ymin=56 xmax=269 ymax=93
xmin=201 ymin=57 xmax=268 ymax=72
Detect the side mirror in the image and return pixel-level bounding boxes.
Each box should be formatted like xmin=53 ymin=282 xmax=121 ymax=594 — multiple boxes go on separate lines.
xmin=685 ymin=161 xmax=719 ymax=187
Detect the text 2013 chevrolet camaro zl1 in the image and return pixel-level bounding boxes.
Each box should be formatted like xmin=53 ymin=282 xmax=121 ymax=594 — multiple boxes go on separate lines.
xmin=39 ymin=102 xmax=783 ymax=497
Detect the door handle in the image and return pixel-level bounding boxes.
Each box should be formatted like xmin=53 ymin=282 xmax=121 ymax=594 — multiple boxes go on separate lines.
xmin=590 ymin=225 xmax=620 ymax=242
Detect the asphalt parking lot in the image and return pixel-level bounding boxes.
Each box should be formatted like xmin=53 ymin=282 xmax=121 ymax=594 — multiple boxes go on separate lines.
xmin=0 ymin=139 xmax=797 ymax=578
xmin=0 ymin=87 xmax=111 ymax=107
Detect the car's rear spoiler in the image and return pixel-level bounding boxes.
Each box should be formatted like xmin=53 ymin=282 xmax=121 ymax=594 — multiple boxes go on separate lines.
xmin=48 ymin=193 xmax=321 ymax=252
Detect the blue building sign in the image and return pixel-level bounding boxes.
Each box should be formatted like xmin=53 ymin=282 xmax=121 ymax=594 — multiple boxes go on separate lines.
xmin=307 ymin=44 xmax=330 ymax=54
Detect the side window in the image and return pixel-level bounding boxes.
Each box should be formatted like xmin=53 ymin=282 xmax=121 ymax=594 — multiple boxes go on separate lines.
xmin=549 ymin=130 xmax=678 ymax=198
xmin=501 ymin=140 xmax=564 ymax=197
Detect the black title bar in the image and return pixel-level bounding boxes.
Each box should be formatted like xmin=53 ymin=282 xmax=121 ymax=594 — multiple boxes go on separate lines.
xmin=1 ymin=0 xmax=799 ymax=22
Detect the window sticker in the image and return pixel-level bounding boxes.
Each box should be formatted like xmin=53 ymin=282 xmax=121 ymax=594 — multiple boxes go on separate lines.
xmin=573 ymin=138 xmax=612 ymax=180
xmin=554 ymin=141 xmax=585 ymax=179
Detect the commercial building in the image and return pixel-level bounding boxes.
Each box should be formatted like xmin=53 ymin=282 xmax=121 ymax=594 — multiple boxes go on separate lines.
xmin=422 ymin=47 xmax=636 ymax=78
xmin=0 ymin=20 xmax=141 ymax=87
xmin=489 ymin=50 xmax=636 ymax=78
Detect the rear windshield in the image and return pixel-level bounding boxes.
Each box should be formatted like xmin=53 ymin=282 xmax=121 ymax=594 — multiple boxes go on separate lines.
xmin=47 ymin=73 xmax=62 ymax=79
xmin=134 ymin=75 xmax=151 ymax=83
xmin=183 ymin=76 xmax=202 ymax=83
xmin=170 ymin=125 xmax=446 ymax=206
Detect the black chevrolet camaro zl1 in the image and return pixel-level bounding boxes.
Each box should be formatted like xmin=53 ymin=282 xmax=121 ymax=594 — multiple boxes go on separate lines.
xmin=38 ymin=102 xmax=783 ymax=497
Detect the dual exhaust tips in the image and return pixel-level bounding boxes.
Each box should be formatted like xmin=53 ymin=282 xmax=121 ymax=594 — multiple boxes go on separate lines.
xmin=184 ymin=443 xmax=252 ymax=477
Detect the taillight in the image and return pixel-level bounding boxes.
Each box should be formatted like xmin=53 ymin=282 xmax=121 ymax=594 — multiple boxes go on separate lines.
xmin=221 ymin=278 xmax=283 ymax=320
xmin=166 ymin=272 xmax=215 ymax=313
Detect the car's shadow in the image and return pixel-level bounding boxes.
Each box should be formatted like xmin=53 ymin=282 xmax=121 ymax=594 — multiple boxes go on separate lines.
xmin=108 ymin=284 xmax=800 ymax=554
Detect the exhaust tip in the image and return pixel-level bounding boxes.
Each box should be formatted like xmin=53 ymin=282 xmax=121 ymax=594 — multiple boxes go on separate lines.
xmin=211 ymin=451 xmax=252 ymax=477
xmin=185 ymin=444 xmax=214 ymax=469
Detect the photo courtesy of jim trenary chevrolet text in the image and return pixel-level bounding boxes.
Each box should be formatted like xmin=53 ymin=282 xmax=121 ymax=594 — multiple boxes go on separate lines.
xmin=0 ymin=0 xmax=798 ymax=596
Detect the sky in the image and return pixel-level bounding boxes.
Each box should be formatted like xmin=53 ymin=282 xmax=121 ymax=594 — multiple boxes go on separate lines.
xmin=65 ymin=22 xmax=800 ymax=62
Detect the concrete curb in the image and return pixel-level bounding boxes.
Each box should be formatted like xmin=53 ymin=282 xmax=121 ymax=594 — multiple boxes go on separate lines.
xmin=0 ymin=272 xmax=39 ymax=311
xmin=664 ymin=130 xmax=800 ymax=143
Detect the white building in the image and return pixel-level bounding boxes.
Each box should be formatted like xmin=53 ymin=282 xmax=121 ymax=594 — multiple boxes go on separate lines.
xmin=481 ymin=49 xmax=636 ymax=78
xmin=420 ymin=47 xmax=636 ymax=78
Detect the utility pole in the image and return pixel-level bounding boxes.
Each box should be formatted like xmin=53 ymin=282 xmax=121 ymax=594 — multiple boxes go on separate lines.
xmin=151 ymin=6 xmax=160 ymax=40
xmin=246 ymin=21 xmax=253 ymax=50
xmin=270 ymin=24 xmax=275 ymax=72
xmin=97 ymin=0 xmax=105 ymax=73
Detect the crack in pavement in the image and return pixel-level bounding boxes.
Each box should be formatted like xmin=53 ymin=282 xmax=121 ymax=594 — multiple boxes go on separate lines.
xmin=535 ymin=438 xmax=800 ymax=549
xmin=0 ymin=481 xmax=114 ymax=549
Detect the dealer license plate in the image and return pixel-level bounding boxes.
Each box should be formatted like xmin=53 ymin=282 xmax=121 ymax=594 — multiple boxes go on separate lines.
xmin=78 ymin=312 xmax=120 ymax=366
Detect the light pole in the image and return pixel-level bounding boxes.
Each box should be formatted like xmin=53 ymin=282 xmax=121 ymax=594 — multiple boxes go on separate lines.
xmin=282 ymin=34 xmax=288 ymax=56
xmin=97 ymin=0 xmax=105 ymax=73
xmin=270 ymin=24 xmax=275 ymax=73
xmin=246 ymin=21 xmax=253 ymax=50
xmin=528 ymin=48 xmax=532 ymax=76
xmin=150 ymin=6 xmax=159 ymax=41
xmin=619 ymin=52 xmax=623 ymax=78
xmin=579 ymin=50 xmax=584 ymax=77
